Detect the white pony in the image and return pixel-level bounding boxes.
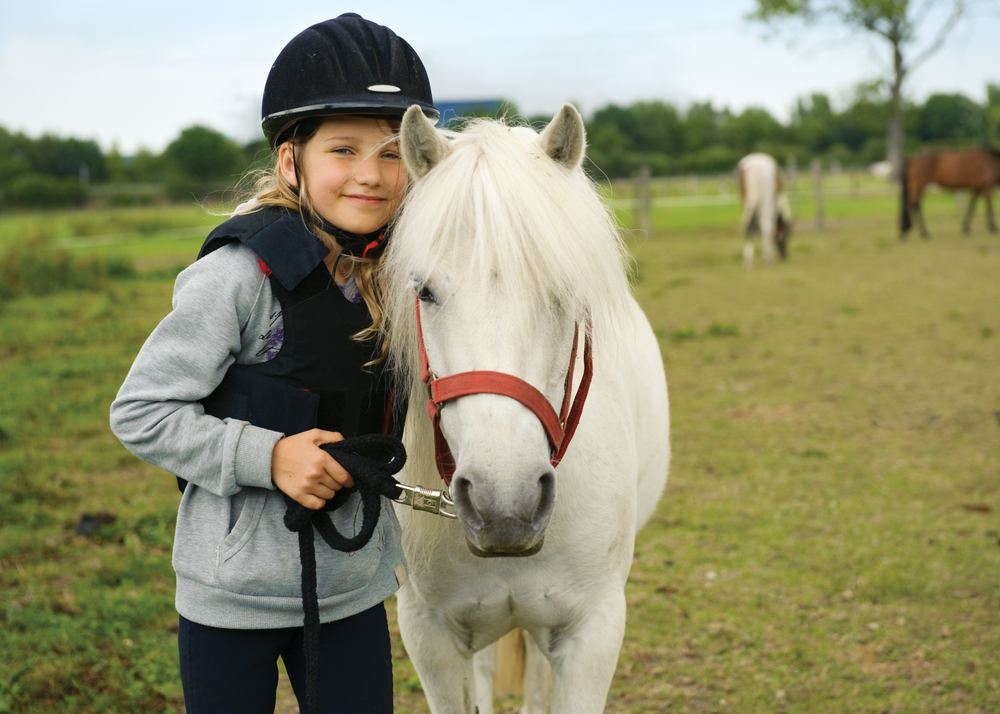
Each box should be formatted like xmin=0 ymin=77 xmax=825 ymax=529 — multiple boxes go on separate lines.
xmin=382 ymin=104 xmax=670 ymax=714
xmin=737 ymin=152 xmax=793 ymax=268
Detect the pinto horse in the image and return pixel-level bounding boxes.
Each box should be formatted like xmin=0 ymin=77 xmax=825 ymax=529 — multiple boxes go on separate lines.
xmin=383 ymin=104 xmax=671 ymax=713
xmin=737 ymin=152 xmax=793 ymax=267
xmin=901 ymin=147 xmax=1000 ymax=238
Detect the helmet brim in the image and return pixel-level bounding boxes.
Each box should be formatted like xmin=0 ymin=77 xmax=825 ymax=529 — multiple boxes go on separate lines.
xmin=263 ymin=100 xmax=439 ymax=148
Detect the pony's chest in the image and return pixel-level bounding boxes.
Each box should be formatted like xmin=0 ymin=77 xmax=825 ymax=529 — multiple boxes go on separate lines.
xmin=409 ymin=554 xmax=586 ymax=624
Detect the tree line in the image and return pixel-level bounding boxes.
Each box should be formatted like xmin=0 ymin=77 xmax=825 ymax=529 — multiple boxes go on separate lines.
xmin=0 ymin=124 xmax=271 ymax=209
xmin=583 ymin=84 xmax=1000 ymax=179
xmin=1 ymin=85 xmax=998 ymax=210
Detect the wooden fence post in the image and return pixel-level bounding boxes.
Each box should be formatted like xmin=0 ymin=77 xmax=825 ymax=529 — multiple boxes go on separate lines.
xmin=635 ymin=165 xmax=652 ymax=237
xmin=811 ymin=158 xmax=825 ymax=230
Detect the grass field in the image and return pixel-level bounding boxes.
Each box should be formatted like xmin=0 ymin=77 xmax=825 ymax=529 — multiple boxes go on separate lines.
xmin=1 ymin=189 xmax=998 ymax=713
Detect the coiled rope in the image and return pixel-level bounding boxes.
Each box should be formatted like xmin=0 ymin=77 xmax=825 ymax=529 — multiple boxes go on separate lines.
xmin=282 ymin=433 xmax=406 ymax=714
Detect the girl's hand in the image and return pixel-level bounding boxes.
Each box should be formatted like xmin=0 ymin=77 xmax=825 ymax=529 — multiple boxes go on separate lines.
xmin=271 ymin=429 xmax=355 ymax=510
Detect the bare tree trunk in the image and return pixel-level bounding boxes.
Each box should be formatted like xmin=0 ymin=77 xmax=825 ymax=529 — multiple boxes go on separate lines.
xmin=887 ymin=38 xmax=906 ymax=182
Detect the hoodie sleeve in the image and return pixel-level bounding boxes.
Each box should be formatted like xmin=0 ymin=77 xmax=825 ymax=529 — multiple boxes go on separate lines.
xmin=110 ymin=242 xmax=283 ymax=496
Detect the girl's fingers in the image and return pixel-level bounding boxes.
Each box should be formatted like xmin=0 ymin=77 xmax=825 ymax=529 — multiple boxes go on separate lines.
xmin=270 ymin=429 xmax=357 ymax=506
xmin=310 ymin=428 xmax=344 ymax=445
xmin=300 ymin=494 xmax=328 ymax=511
xmin=313 ymin=482 xmax=338 ymax=501
xmin=325 ymin=455 xmax=355 ymax=489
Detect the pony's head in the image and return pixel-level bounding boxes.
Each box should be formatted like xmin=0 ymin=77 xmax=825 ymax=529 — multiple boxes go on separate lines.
xmin=383 ymin=104 xmax=630 ymax=556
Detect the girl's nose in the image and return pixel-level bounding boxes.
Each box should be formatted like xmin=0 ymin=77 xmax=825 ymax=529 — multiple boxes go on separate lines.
xmin=354 ymin=154 xmax=382 ymax=186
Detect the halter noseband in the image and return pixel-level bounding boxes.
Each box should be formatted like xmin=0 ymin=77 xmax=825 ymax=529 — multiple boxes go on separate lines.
xmin=414 ymin=295 xmax=593 ymax=485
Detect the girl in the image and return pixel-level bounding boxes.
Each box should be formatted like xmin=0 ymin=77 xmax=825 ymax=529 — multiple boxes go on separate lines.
xmin=110 ymin=14 xmax=437 ymax=714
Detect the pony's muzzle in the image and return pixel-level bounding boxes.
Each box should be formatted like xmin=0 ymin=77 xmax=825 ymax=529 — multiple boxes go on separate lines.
xmin=451 ymin=469 xmax=556 ymax=557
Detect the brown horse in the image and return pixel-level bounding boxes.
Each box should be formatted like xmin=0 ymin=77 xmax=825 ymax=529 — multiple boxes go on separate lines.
xmin=901 ymin=147 xmax=1000 ymax=238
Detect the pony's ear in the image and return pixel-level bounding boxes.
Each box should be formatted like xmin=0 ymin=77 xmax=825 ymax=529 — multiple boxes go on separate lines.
xmin=401 ymin=105 xmax=452 ymax=179
xmin=539 ymin=103 xmax=586 ymax=171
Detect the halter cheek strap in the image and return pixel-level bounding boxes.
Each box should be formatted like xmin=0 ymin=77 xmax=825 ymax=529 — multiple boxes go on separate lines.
xmin=414 ymin=295 xmax=593 ymax=485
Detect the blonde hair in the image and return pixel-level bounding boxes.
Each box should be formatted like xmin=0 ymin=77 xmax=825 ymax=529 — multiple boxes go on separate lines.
xmin=234 ymin=120 xmax=397 ymax=363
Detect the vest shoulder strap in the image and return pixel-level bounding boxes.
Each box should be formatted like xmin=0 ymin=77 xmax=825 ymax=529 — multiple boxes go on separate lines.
xmin=199 ymin=208 xmax=330 ymax=291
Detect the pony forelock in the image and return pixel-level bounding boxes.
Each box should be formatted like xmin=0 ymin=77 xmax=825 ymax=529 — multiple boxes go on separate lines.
xmin=383 ymin=118 xmax=632 ymax=390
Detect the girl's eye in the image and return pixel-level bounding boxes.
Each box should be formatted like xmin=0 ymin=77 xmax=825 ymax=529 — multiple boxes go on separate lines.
xmin=417 ymin=285 xmax=436 ymax=304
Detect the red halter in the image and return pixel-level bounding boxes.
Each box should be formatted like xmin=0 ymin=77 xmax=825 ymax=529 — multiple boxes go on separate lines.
xmin=414 ymin=295 xmax=593 ymax=485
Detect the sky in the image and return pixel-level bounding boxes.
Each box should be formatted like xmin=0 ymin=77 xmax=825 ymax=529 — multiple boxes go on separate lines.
xmin=2 ymin=0 xmax=998 ymax=154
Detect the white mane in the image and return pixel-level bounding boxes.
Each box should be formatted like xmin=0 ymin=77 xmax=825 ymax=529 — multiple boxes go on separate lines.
xmin=381 ymin=116 xmax=637 ymax=554
xmin=383 ymin=117 xmax=633 ymax=398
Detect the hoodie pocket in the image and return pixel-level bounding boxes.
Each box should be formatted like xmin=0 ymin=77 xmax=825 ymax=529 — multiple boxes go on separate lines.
xmin=215 ymin=490 xmax=383 ymax=598
xmin=217 ymin=490 xmax=301 ymax=596
xmin=219 ymin=489 xmax=267 ymax=562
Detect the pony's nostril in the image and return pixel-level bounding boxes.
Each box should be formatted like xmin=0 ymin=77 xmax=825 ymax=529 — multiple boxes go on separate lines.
xmin=532 ymin=471 xmax=556 ymax=528
xmin=451 ymin=476 xmax=484 ymax=529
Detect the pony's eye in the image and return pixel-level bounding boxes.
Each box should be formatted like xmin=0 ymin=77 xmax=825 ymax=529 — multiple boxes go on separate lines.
xmin=417 ymin=285 xmax=436 ymax=304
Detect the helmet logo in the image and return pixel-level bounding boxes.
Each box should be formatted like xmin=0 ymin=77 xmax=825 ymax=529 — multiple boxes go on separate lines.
xmin=367 ymin=84 xmax=401 ymax=93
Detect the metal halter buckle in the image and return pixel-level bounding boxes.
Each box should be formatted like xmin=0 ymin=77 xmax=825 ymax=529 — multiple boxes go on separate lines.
xmin=393 ymin=483 xmax=458 ymax=519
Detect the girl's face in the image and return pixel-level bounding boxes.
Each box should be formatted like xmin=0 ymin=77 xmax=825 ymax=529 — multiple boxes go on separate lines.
xmin=279 ymin=115 xmax=407 ymax=236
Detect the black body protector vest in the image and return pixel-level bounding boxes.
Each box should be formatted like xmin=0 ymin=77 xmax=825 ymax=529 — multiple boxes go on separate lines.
xmin=182 ymin=208 xmax=403 ymax=490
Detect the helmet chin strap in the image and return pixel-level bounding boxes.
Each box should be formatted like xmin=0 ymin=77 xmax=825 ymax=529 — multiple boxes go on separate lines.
xmin=310 ymin=211 xmax=388 ymax=259
xmin=289 ymin=123 xmax=389 ymax=260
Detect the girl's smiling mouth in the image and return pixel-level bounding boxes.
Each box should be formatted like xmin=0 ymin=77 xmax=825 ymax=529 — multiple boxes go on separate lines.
xmin=347 ymin=194 xmax=385 ymax=206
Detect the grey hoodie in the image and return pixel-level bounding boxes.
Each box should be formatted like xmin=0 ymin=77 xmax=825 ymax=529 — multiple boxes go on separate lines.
xmin=110 ymin=241 xmax=405 ymax=629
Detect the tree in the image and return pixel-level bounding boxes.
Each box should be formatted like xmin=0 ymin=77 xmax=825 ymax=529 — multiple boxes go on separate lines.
xmin=917 ymin=92 xmax=988 ymax=143
xmin=683 ymin=102 xmax=724 ymax=153
xmin=628 ymin=101 xmax=685 ymax=155
xmin=792 ymin=93 xmax=836 ymax=153
xmin=986 ymin=83 xmax=1000 ymax=142
xmin=833 ymin=82 xmax=895 ymax=155
xmin=720 ymin=107 xmax=786 ymax=154
xmin=163 ymin=125 xmax=243 ymax=181
xmin=750 ymin=0 xmax=971 ymax=179
xmin=28 ymin=135 xmax=105 ymax=181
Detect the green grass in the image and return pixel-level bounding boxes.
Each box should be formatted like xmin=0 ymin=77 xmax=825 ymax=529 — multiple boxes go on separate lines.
xmin=0 ymin=282 xmax=183 ymax=713
xmin=0 ymin=205 xmax=226 ymax=275
xmin=1 ymin=197 xmax=998 ymax=713
xmin=608 ymin=215 xmax=1000 ymax=713
xmin=0 ymin=205 xmax=224 ymax=246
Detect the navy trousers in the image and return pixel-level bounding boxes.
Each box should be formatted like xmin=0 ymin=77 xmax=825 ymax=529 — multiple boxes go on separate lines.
xmin=178 ymin=603 xmax=394 ymax=714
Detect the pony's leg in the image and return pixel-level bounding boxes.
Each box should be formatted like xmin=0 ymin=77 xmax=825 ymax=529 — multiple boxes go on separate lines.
xmin=758 ymin=210 xmax=777 ymax=265
xmin=545 ymin=592 xmax=627 ymax=714
xmin=519 ymin=631 xmax=550 ymax=714
xmin=914 ymin=203 xmax=930 ymax=239
xmin=473 ymin=643 xmax=497 ymax=714
xmin=961 ymin=192 xmax=978 ymax=235
xmin=397 ymin=592 xmax=479 ymax=714
xmin=760 ymin=233 xmax=777 ymax=265
xmin=740 ymin=203 xmax=757 ymax=271
xmin=984 ymin=192 xmax=997 ymax=233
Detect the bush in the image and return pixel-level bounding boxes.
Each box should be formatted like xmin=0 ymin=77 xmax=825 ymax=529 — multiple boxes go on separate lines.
xmin=676 ymin=146 xmax=742 ymax=174
xmin=2 ymin=172 xmax=87 ymax=209
xmin=0 ymin=239 xmax=135 ymax=301
xmin=163 ymin=170 xmax=202 ymax=203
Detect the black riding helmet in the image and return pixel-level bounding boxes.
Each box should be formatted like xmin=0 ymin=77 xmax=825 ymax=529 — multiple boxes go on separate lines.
xmin=261 ymin=13 xmax=438 ymax=149
xmin=261 ymin=14 xmax=437 ymax=258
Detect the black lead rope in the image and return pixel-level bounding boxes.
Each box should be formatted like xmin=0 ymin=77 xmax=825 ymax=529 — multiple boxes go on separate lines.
xmin=282 ymin=433 xmax=406 ymax=714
